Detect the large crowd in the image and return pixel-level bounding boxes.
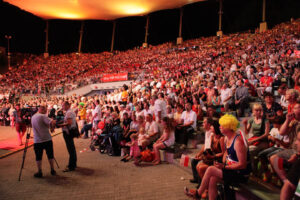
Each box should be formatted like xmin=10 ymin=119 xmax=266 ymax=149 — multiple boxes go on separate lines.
xmin=0 ymin=19 xmax=300 ymax=199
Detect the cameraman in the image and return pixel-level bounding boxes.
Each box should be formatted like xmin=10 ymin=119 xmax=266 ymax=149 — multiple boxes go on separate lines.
xmin=13 ymin=104 xmax=26 ymax=146
xmin=31 ymin=105 xmax=56 ymax=178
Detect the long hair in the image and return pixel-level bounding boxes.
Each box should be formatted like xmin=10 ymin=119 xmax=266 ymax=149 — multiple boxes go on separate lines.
xmin=207 ymin=118 xmax=221 ymax=136
xmin=162 ymin=116 xmax=175 ymax=133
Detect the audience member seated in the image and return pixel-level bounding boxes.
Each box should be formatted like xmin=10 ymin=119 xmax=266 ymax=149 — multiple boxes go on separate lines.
xmin=280 ymin=130 xmax=300 ymax=200
xmin=177 ymin=102 xmax=197 ymax=149
xmin=243 ymin=103 xmax=270 ymax=175
xmin=184 ymin=114 xmax=251 ymax=200
xmin=270 ymin=101 xmax=300 ymax=183
xmin=141 ymin=114 xmax=160 ymax=148
xmin=152 ymin=117 xmax=175 ymax=165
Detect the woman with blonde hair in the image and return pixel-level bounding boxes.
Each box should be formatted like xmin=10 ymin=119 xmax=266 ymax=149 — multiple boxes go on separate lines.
xmin=242 ymin=103 xmax=269 ymax=176
xmin=243 ymin=103 xmax=269 ymax=153
xmin=286 ymin=89 xmax=299 ymax=113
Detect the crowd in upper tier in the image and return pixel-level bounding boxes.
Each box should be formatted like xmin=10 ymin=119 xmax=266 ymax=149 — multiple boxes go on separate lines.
xmin=0 ymin=19 xmax=300 ymax=200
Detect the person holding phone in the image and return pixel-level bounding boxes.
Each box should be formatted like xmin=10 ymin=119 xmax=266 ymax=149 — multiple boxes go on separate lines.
xmin=270 ymin=101 xmax=300 ymax=183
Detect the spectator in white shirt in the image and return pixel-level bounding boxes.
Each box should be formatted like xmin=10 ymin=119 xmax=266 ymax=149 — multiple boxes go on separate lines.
xmin=92 ymin=100 xmax=101 ymax=129
xmin=153 ymin=93 xmax=167 ymax=123
xmin=177 ymin=102 xmax=197 ymax=148
xmin=278 ymin=84 xmax=288 ymax=110
xmin=142 ymin=102 xmax=153 ymax=118
xmin=220 ymin=83 xmax=233 ymax=112
xmin=141 ymin=113 xmax=160 ymax=148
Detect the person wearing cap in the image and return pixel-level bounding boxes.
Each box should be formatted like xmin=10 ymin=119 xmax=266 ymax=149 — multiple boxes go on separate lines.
xmin=262 ymin=92 xmax=282 ymax=121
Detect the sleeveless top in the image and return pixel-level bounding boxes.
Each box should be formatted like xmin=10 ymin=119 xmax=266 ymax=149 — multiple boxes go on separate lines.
xmin=226 ymin=134 xmax=251 ymax=175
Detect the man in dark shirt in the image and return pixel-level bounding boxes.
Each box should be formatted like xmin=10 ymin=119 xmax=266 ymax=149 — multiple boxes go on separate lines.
xmin=235 ymin=80 xmax=249 ymax=117
xmin=262 ymin=92 xmax=282 ymax=121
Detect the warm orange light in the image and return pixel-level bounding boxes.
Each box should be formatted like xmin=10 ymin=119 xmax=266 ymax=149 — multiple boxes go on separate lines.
xmin=4 ymin=0 xmax=206 ymax=20
xmin=118 ymin=4 xmax=147 ymax=15
xmin=53 ymin=12 xmax=83 ymax=19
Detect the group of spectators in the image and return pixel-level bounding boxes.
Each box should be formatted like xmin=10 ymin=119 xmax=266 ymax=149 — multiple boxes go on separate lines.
xmin=0 ymin=19 xmax=299 ymax=199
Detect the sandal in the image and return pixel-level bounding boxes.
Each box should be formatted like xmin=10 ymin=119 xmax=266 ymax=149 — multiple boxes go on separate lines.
xmin=201 ymin=190 xmax=208 ymax=199
xmin=184 ymin=187 xmax=195 ymax=197
xmin=184 ymin=187 xmax=201 ymax=199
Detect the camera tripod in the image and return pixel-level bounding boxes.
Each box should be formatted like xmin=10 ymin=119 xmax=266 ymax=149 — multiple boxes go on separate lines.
xmin=18 ymin=126 xmax=60 ymax=181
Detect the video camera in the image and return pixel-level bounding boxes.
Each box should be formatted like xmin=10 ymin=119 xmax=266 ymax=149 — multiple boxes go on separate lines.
xmin=55 ymin=110 xmax=64 ymax=128
xmin=21 ymin=106 xmax=39 ymax=125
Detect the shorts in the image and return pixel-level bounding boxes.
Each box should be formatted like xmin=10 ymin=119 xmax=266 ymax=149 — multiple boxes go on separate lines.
xmin=15 ymin=123 xmax=26 ymax=133
xmin=276 ymin=149 xmax=297 ymax=160
xmin=222 ymin=168 xmax=249 ymax=185
xmin=34 ymin=140 xmax=54 ymax=161
xmin=258 ymin=146 xmax=284 ymax=158
xmin=287 ymin=159 xmax=300 ymax=187
xmin=163 ymin=139 xmax=175 ymax=147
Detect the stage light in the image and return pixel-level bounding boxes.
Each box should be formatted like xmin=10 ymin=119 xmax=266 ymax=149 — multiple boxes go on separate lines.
xmin=54 ymin=12 xmax=83 ymax=19
xmin=118 ymin=4 xmax=147 ymax=15
xmin=4 ymin=0 xmax=206 ymax=20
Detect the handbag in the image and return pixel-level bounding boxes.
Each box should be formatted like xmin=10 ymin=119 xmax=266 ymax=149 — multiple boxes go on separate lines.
xmin=68 ymin=122 xmax=80 ymax=138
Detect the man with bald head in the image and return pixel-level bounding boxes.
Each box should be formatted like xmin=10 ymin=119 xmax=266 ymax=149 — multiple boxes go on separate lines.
xmin=31 ymin=105 xmax=56 ymax=178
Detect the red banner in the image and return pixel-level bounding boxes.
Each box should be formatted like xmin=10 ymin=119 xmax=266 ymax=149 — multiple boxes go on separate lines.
xmin=101 ymin=73 xmax=128 ymax=82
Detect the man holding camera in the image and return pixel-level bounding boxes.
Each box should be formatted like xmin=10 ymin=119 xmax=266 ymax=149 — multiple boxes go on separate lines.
xmin=31 ymin=105 xmax=56 ymax=178
xmin=59 ymin=101 xmax=77 ymax=172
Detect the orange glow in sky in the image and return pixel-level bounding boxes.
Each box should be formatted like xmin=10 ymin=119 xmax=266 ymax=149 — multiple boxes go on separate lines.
xmin=4 ymin=0 xmax=205 ymax=20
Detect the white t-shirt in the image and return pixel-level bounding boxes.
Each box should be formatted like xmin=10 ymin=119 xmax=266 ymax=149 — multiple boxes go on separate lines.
xmin=92 ymin=105 xmax=101 ymax=121
xmin=145 ymin=121 xmax=159 ymax=136
xmin=136 ymin=110 xmax=145 ymax=119
xmin=220 ymin=88 xmax=232 ymax=104
xmin=31 ymin=113 xmax=52 ymax=143
xmin=154 ymin=99 xmax=167 ymax=120
xmin=269 ymin=127 xmax=289 ymax=147
xmin=117 ymin=92 xmax=122 ymax=102
xmin=180 ymin=110 xmax=197 ymax=129
xmin=62 ymin=109 xmax=77 ymax=133
xmin=143 ymin=109 xmax=153 ymax=118
xmin=280 ymin=95 xmax=288 ymax=109
xmin=204 ymin=130 xmax=213 ymax=150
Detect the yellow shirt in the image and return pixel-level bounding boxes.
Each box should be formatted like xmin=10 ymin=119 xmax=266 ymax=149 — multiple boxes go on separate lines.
xmin=78 ymin=108 xmax=86 ymax=120
xmin=121 ymin=91 xmax=128 ymax=102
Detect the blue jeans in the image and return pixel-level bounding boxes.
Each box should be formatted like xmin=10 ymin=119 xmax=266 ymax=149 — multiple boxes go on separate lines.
xmin=258 ymin=146 xmax=284 ymax=158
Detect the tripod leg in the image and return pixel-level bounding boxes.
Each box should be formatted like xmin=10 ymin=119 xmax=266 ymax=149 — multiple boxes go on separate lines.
xmin=18 ymin=128 xmax=31 ymax=181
